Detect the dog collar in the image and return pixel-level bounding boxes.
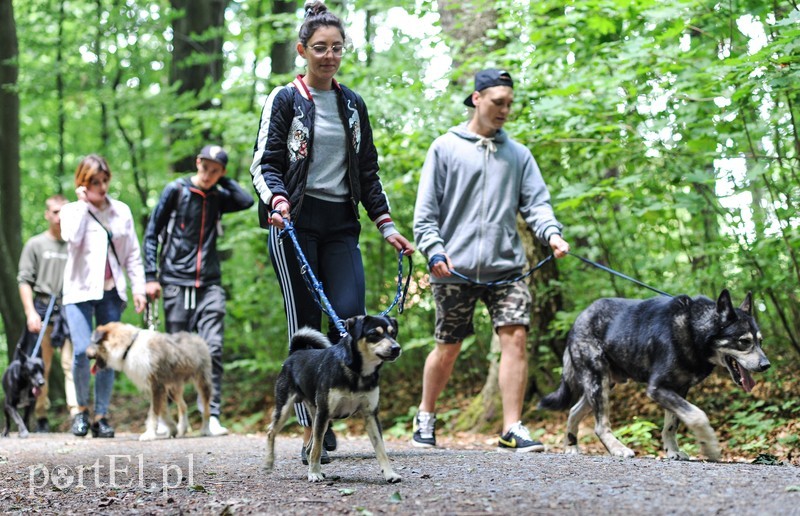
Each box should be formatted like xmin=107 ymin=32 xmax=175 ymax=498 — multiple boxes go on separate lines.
xmin=122 ymin=331 xmax=140 ymax=360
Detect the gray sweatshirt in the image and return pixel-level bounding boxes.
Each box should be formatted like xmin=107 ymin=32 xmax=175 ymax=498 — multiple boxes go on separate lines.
xmin=413 ymin=123 xmax=563 ymax=284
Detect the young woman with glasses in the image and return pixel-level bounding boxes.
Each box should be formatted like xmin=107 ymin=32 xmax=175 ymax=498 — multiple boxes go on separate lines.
xmin=249 ymin=1 xmax=414 ymax=464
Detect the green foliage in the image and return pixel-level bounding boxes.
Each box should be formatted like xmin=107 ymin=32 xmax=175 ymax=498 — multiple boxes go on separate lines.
xmin=614 ymin=418 xmax=660 ymax=455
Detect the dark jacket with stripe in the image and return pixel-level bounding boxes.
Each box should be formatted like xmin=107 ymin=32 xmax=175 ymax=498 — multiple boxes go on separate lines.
xmin=249 ymin=76 xmax=391 ymax=229
xmin=143 ymin=176 xmax=254 ymax=288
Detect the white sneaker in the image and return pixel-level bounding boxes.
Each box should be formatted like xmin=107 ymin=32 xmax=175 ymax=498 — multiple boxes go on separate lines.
xmin=208 ymin=416 xmax=229 ymax=436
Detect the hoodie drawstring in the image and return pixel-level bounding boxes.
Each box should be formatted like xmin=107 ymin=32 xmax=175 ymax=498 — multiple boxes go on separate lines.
xmin=476 ymin=137 xmax=497 ymax=158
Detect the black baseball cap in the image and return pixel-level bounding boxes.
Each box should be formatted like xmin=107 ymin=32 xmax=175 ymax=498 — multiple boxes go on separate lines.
xmin=198 ymin=144 xmax=228 ymax=167
xmin=464 ymin=69 xmax=514 ymax=107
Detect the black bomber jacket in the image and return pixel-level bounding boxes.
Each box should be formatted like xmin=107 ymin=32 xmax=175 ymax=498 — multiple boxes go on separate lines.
xmin=250 ymin=76 xmax=393 ymax=231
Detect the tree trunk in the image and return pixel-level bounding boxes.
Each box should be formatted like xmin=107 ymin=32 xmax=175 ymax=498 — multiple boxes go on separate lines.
xmin=270 ymin=0 xmax=296 ymax=75
xmin=518 ymin=216 xmax=565 ymax=401
xmin=0 ymin=0 xmax=24 ymax=357
xmin=436 ymin=0 xmax=499 ymax=71
xmin=169 ymin=0 xmax=228 ymax=173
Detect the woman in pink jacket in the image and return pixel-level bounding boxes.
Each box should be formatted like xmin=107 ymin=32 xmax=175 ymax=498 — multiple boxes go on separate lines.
xmin=61 ymin=154 xmax=146 ymax=438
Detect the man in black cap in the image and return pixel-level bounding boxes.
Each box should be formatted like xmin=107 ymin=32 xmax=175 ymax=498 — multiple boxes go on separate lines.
xmin=412 ymin=69 xmax=571 ymax=452
xmin=143 ymin=144 xmax=254 ymax=436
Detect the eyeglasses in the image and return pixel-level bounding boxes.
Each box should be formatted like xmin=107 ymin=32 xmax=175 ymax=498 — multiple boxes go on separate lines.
xmin=306 ymin=44 xmax=345 ymax=57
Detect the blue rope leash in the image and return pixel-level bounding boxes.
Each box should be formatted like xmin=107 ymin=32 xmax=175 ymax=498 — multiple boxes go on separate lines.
xmin=381 ymin=251 xmax=413 ymax=316
xmin=273 ymin=212 xmax=411 ymax=335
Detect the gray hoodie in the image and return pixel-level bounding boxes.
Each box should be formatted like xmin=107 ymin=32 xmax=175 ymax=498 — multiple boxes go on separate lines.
xmin=413 ymin=123 xmax=563 ymax=284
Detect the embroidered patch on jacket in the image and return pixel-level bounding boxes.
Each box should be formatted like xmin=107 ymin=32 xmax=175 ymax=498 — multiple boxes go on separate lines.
xmin=347 ymin=99 xmax=361 ymax=153
xmin=288 ymin=107 xmax=309 ymax=162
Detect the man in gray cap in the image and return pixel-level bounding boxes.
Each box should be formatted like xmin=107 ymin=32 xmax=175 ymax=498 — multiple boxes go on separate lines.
xmin=412 ymin=69 xmax=571 ymax=452
xmin=143 ymin=144 xmax=254 ymax=436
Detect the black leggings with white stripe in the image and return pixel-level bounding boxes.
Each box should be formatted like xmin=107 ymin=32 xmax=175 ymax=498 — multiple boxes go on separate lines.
xmin=268 ymin=195 xmax=366 ymax=426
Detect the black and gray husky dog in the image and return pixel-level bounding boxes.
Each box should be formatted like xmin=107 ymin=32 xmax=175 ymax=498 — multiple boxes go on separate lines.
xmin=539 ymin=289 xmax=770 ymax=461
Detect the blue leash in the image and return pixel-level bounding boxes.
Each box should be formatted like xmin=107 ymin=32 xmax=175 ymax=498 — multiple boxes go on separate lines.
xmin=273 ymin=212 xmax=412 ymax=336
xmin=381 ymin=251 xmax=413 ymax=316
xmin=29 ymin=295 xmax=57 ymax=358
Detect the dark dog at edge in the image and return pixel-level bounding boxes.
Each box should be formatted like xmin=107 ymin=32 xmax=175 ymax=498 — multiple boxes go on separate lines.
xmin=265 ymin=315 xmax=402 ymax=483
xmin=539 ymin=289 xmax=770 ymax=461
xmin=2 ymin=352 xmax=46 ymax=438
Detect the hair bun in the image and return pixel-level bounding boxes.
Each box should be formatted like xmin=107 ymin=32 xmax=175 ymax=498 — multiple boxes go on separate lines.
xmin=304 ymin=1 xmax=327 ymax=18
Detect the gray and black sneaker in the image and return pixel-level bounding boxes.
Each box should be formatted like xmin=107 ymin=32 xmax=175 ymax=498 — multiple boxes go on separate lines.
xmin=412 ymin=411 xmax=436 ymax=448
xmin=498 ymin=421 xmax=545 ymax=453
xmin=301 ymin=442 xmax=331 ymax=465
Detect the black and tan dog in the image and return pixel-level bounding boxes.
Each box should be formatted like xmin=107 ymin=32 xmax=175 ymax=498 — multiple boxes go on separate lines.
xmin=87 ymin=322 xmax=214 ymax=441
xmin=2 ymin=352 xmax=46 ymax=438
xmin=539 ymin=289 xmax=770 ymax=461
xmin=265 ymin=315 xmax=402 ymax=483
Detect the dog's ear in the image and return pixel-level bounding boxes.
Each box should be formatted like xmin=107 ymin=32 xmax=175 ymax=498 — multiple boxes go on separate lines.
xmin=739 ymin=291 xmax=753 ymax=315
xmin=347 ymin=316 xmax=365 ymax=339
xmin=18 ymin=352 xmax=28 ymax=364
xmin=716 ymin=289 xmax=737 ymax=324
xmin=90 ymin=329 xmax=107 ymax=344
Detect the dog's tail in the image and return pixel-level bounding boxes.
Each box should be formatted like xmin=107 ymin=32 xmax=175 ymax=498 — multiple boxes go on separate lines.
xmin=289 ymin=327 xmax=332 ymax=355
xmin=538 ymin=379 xmax=574 ymax=411
xmin=538 ymin=351 xmax=577 ymax=411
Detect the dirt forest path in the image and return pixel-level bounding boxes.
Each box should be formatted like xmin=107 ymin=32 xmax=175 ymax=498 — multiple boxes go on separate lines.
xmin=1 ymin=432 xmax=799 ymax=515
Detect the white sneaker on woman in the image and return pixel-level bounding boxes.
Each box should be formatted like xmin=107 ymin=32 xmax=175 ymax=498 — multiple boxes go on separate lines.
xmin=208 ymin=416 xmax=229 ymax=436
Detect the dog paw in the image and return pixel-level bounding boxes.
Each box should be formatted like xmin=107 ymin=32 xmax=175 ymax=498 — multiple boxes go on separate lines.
xmin=611 ymin=447 xmax=635 ymax=458
xmin=139 ymin=431 xmax=159 ymax=441
xmin=702 ymin=447 xmax=721 ymax=462
xmin=200 ymin=426 xmax=211 ymax=437
xmin=308 ymin=472 xmax=326 ymax=482
xmin=18 ymin=431 xmax=29 ymax=439
xmin=384 ymin=471 xmax=402 ymax=483
xmin=666 ymin=449 xmax=690 ymax=460
xmin=564 ymin=446 xmax=581 ymax=455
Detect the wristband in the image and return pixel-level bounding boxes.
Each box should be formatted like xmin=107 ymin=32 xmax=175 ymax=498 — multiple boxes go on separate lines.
xmin=428 ymin=254 xmax=447 ymax=270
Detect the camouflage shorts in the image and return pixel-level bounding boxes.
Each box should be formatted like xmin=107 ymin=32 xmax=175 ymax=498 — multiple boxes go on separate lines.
xmin=432 ymin=281 xmax=532 ymax=344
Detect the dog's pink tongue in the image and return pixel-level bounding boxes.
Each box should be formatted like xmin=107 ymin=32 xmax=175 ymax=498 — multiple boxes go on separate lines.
xmin=32 ymin=386 xmax=41 ymax=398
xmin=741 ymin=367 xmax=756 ymax=393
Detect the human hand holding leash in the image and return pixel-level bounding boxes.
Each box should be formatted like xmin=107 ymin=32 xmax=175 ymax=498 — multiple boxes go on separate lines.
xmin=269 ymin=201 xmax=291 ymax=229
xmin=26 ymin=310 xmax=43 ymax=334
xmin=428 ymin=253 xmax=453 ymax=278
xmin=145 ymin=281 xmax=162 ymax=300
xmin=386 ymin=233 xmax=415 ymax=256
xmin=549 ymin=234 xmax=570 ymax=258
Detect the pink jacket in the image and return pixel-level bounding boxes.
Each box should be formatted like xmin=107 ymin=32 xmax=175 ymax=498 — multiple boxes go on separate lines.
xmin=60 ymin=197 xmax=146 ymax=305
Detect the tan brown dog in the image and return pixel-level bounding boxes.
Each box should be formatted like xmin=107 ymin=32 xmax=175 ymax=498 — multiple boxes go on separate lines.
xmin=86 ymin=322 xmax=213 ymax=441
